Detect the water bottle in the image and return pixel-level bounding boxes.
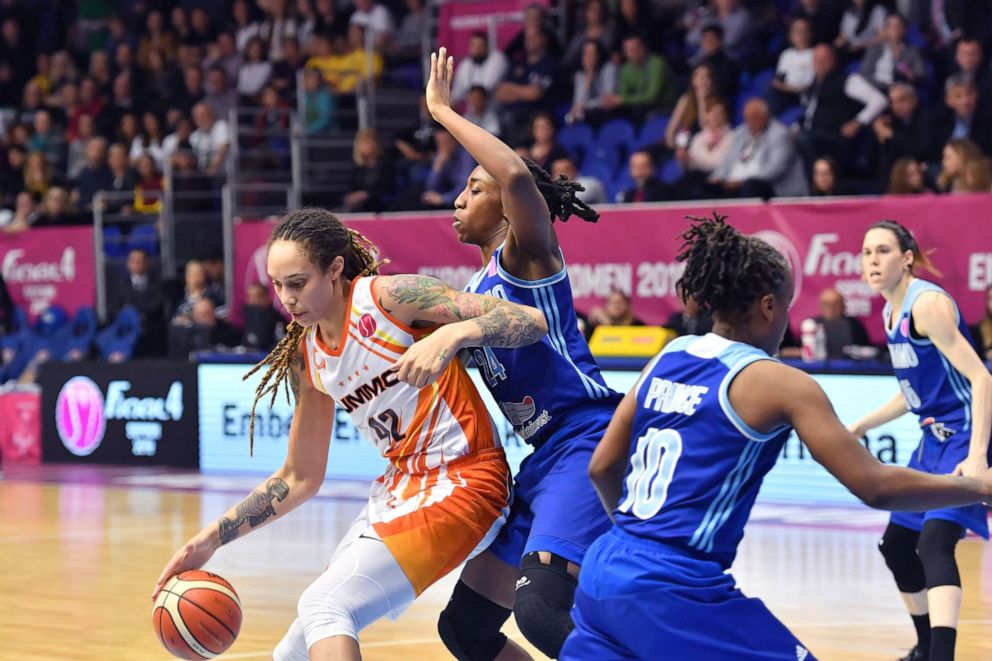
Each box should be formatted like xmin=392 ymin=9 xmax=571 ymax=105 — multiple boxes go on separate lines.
xmin=800 ymin=318 xmax=817 ymax=362
xmin=814 ymin=321 xmax=827 ymax=361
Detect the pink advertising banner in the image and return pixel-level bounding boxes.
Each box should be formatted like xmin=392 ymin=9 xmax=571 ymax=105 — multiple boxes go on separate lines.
xmin=0 ymin=226 xmax=95 ymax=321
xmin=233 ymin=195 xmax=992 ymax=345
xmin=436 ymin=0 xmax=549 ymax=60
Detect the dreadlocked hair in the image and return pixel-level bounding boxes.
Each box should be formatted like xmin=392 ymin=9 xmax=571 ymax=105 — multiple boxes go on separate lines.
xmin=675 ymin=212 xmax=790 ymax=317
xmin=522 ymin=159 xmax=600 ymax=224
xmin=242 ymin=207 xmax=389 ymax=455
xmin=867 ymin=219 xmax=941 ymax=277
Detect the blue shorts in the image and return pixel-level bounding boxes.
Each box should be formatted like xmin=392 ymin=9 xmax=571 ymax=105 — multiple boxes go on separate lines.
xmin=561 ymin=527 xmax=816 ymax=661
xmin=890 ymin=428 xmax=990 ymax=539
xmin=487 ymin=414 xmax=614 ymax=567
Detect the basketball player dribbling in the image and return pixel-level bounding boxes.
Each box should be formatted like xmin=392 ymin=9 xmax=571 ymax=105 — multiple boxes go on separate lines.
xmin=849 ymin=220 xmax=992 ymax=661
xmin=152 ymin=208 xmax=550 ymax=661
xmin=424 ymin=48 xmax=622 ymax=660
xmin=561 ymin=215 xmax=992 ymax=660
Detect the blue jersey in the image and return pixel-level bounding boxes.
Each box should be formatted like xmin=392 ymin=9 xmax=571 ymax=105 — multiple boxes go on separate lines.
xmin=465 ymin=245 xmax=621 ymax=447
xmin=614 ymin=334 xmax=792 ymax=569
xmin=884 ymin=279 xmax=973 ymax=435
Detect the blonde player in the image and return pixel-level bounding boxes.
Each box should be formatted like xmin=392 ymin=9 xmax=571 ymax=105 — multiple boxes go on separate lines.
xmin=152 ymin=207 xmax=548 ymax=661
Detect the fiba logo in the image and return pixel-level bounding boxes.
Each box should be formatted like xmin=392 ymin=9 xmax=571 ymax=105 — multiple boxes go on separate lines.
xmin=753 ymin=230 xmax=804 ymax=303
xmin=55 ymin=376 xmax=106 ymax=456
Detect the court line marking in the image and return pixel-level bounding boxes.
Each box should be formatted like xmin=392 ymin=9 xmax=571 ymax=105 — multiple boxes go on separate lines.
xmin=156 ymin=637 xmax=443 ymax=659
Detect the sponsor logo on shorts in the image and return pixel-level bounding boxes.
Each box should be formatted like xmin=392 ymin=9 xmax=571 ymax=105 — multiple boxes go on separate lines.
xmin=796 ymin=645 xmax=809 ymax=660
xmin=515 ymin=576 xmax=531 ymax=591
xmin=499 ymin=396 xmax=536 ymax=426
xmin=921 ymin=417 xmax=957 ymax=442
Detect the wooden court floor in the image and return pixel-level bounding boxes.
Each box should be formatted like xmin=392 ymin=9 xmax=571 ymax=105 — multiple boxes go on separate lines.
xmin=2 ymin=465 xmax=991 ymax=661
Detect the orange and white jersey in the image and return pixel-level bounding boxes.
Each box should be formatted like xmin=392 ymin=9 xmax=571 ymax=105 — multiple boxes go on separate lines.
xmin=304 ymin=276 xmax=502 ymax=467
xmin=302 ymin=277 xmax=509 ymax=589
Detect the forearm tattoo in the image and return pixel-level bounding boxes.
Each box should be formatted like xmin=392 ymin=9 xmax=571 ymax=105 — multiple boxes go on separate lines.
xmin=471 ymin=303 xmax=545 ymax=348
xmin=217 ymin=478 xmax=290 ymax=545
xmin=383 ymin=275 xmax=544 ymax=346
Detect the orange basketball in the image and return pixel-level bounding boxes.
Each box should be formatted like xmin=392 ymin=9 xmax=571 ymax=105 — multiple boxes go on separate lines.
xmin=153 ymin=570 xmax=242 ymax=659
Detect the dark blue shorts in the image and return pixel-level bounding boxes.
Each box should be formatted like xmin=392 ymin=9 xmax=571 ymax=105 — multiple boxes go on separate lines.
xmin=486 ymin=415 xmax=614 ymax=567
xmin=561 ymin=527 xmax=816 ymax=661
xmin=890 ymin=428 xmax=990 ymax=539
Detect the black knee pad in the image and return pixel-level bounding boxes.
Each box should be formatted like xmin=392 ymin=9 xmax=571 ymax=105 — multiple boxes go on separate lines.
xmin=438 ymin=580 xmax=511 ymax=661
xmin=878 ymin=523 xmax=926 ymax=593
xmin=513 ymin=553 xmax=579 ymax=659
xmin=917 ymin=519 xmax=963 ymax=589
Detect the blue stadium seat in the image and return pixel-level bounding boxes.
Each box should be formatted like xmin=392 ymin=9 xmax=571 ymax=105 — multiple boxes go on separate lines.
xmin=778 ymin=105 xmax=804 ymax=126
xmin=579 ymin=160 xmax=615 ymax=189
xmin=103 ymin=225 xmax=128 ymax=258
xmin=94 ymin=306 xmax=141 ymax=361
xmin=33 ymin=305 xmax=69 ymax=338
xmin=609 ymin=168 xmax=635 ymax=202
xmin=660 ymin=158 xmax=684 ymax=185
xmin=558 ymin=123 xmax=595 ymax=164
xmin=52 ymin=307 xmax=97 ymax=361
xmin=634 ymin=115 xmax=670 ymax=151
xmin=127 ymin=223 xmax=160 ymax=256
xmin=586 ymin=118 xmax=636 ymax=174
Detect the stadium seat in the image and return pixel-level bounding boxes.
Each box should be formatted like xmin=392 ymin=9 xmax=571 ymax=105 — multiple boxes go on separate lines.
xmin=558 ymin=123 xmax=595 ymax=164
xmin=633 ymin=115 xmax=670 ymax=151
xmin=127 ymin=223 xmax=160 ymax=256
xmin=778 ymin=105 xmax=804 ymax=126
xmin=579 ymin=160 xmax=615 ymax=189
xmin=103 ymin=225 xmax=128 ymax=258
xmin=609 ymin=168 xmax=636 ymax=202
xmin=33 ymin=305 xmax=69 ymax=338
xmin=94 ymin=306 xmax=140 ymax=362
xmin=588 ymin=118 xmax=637 ymax=173
xmin=52 ymin=307 xmax=97 ymax=362
xmin=660 ymin=158 xmax=684 ymax=185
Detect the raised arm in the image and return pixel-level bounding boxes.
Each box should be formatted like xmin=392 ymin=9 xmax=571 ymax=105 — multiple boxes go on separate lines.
xmin=913 ymin=291 xmax=992 ymax=477
xmin=426 ymin=47 xmax=556 ymax=258
xmin=152 ymin=344 xmax=333 ymax=599
xmin=374 ymin=274 xmax=548 ymax=388
xmin=732 ymin=361 xmax=992 ymax=511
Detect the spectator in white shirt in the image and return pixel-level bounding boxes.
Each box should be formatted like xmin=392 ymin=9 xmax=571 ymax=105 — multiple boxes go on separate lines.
xmin=465 ymin=85 xmax=502 ymax=136
xmin=238 ymin=36 xmax=273 ymax=99
xmin=834 ymin=0 xmax=887 ymax=59
xmin=349 ymin=0 xmax=395 ymax=52
xmin=451 ymin=32 xmax=509 ymax=105
xmin=190 ymin=103 xmax=230 ymax=174
xmin=258 ymin=0 xmax=298 ymax=61
xmin=674 ymin=101 xmax=734 ymax=199
xmin=770 ymin=18 xmax=815 ymax=112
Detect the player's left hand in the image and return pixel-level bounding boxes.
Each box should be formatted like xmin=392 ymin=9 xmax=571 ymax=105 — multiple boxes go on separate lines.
xmin=393 ymin=324 xmax=463 ymax=389
xmin=425 ymin=47 xmax=454 ymax=120
xmin=952 ymin=453 xmax=989 ymax=478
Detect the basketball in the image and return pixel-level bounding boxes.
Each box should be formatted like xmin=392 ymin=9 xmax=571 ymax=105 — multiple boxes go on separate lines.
xmin=153 ymin=570 xmax=242 ymax=660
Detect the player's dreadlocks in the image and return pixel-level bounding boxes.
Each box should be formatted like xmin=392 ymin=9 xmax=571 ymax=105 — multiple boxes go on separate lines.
xmin=523 ymin=159 xmax=600 ymax=224
xmin=867 ymin=219 xmax=940 ymax=276
xmin=243 ymin=208 xmax=388 ymax=454
xmin=676 ymin=212 xmax=790 ymax=316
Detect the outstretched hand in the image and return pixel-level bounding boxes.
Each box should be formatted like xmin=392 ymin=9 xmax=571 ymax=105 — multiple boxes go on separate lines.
xmin=426 ymin=47 xmax=455 ymax=120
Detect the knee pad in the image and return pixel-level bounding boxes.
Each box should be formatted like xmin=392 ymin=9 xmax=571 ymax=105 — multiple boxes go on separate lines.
xmin=513 ymin=552 xmax=579 ymax=659
xmin=296 ymin=580 xmax=360 ymax=644
xmin=878 ymin=523 xmax=926 ymax=593
xmin=917 ymin=520 xmax=963 ymax=589
xmin=438 ymin=580 xmax=511 ymax=661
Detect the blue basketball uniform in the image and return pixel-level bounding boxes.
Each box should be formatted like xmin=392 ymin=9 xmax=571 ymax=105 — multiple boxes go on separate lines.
xmin=884 ymin=279 xmax=989 ymax=538
xmin=562 ymin=334 xmax=816 ymax=660
xmin=465 ymin=245 xmax=621 ymax=565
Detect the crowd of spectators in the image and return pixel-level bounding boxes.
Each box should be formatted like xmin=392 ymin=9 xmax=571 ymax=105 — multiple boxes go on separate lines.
xmin=3 ymin=0 xmax=992 ymax=379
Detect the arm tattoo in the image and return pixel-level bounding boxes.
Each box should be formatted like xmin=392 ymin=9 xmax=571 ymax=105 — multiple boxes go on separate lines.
xmin=383 ymin=274 xmax=544 ymax=347
xmin=472 ymin=303 xmax=545 ymax=348
xmin=383 ymin=275 xmax=466 ymax=321
xmin=217 ymin=478 xmax=290 ymax=545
